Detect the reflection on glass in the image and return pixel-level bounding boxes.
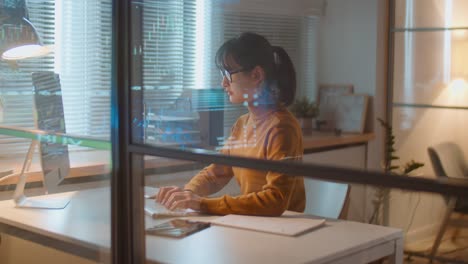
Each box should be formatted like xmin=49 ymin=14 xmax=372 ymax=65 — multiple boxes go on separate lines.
xmin=393 ymin=31 xmax=468 ymax=107
xmin=391 ymin=1 xmax=468 ymax=261
xmin=0 ymin=0 xmax=111 ymax=262
xmin=148 ymin=32 xmax=306 ymax=217
xmin=138 ymin=1 xmax=317 ymax=149
xmin=395 ymin=0 xmax=468 ymax=29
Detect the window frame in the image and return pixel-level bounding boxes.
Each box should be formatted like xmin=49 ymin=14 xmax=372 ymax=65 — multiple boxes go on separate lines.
xmin=111 ymin=0 xmax=468 ymax=263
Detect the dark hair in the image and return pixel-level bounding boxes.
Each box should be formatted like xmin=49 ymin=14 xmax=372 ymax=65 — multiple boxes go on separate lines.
xmin=215 ymin=32 xmax=296 ymax=106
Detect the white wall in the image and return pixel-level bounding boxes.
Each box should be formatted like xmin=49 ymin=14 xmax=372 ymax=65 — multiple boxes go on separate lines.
xmin=317 ymin=0 xmax=388 ymax=223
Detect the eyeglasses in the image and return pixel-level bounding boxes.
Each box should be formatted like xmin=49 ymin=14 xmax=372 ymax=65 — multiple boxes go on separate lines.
xmin=220 ymin=68 xmax=247 ymax=83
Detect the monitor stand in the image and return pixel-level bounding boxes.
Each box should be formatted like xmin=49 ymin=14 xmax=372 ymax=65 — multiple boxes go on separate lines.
xmin=13 ymin=140 xmax=71 ymax=209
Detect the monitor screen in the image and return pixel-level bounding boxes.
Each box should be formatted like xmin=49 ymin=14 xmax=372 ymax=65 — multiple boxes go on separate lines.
xmin=32 ymin=71 xmax=70 ymax=194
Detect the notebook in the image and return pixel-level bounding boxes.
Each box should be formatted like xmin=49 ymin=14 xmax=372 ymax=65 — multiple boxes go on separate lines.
xmin=144 ymin=186 xmax=198 ymax=218
xmin=210 ymin=214 xmax=325 ymax=236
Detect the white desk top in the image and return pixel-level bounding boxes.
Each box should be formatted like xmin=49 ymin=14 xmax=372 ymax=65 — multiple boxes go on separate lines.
xmin=0 ymin=188 xmax=402 ymax=264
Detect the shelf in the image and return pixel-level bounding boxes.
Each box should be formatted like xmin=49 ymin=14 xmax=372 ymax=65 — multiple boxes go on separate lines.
xmin=393 ymin=103 xmax=468 ymax=110
xmin=145 ymin=140 xmax=200 ymax=147
xmin=146 ymin=115 xmax=199 ymax=122
xmin=145 ymin=129 xmax=200 ymax=135
xmin=392 ymin=26 xmax=468 ymax=33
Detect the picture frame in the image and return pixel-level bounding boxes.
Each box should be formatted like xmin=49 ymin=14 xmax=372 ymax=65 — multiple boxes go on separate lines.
xmin=333 ymin=94 xmax=369 ymax=133
xmin=316 ymin=84 xmax=354 ymax=105
xmin=316 ymin=84 xmax=354 ymax=131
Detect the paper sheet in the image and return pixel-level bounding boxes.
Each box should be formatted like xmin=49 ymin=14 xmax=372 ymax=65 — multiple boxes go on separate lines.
xmin=210 ymin=214 xmax=325 ymax=236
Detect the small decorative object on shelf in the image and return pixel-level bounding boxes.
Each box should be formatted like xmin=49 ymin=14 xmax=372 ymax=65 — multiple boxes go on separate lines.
xmin=289 ymin=96 xmax=319 ymax=135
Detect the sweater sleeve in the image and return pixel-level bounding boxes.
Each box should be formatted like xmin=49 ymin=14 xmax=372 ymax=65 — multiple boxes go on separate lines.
xmin=184 ymin=162 xmax=234 ymax=197
xmin=199 ymin=125 xmax=303 ymax=216
xmin=184 ymin=120 xmax=238 ymax=196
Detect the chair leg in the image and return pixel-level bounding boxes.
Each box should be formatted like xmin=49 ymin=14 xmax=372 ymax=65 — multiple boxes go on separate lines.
xmin=428 ymin=197 xmax=457 ymax=263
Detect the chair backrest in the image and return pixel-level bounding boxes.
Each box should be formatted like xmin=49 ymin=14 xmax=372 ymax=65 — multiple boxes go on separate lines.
xmin=304 ymin=179 xmax=349 ymax=219
xmin=428 ymin=142 xmax=468 ymax=180
xmin=428 ymin=142 xmax=468 ymax=212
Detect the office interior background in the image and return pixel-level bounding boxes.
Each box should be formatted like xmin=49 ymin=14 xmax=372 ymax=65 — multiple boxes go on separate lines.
xmin=0 ymin=0 xmax=467 ymax=263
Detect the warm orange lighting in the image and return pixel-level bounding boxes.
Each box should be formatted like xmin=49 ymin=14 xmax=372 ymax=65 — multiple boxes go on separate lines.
xmin=452 ymin=30 xmax=468 ymax=40
xmin=448 ymin=78 xmax=468 ymax=94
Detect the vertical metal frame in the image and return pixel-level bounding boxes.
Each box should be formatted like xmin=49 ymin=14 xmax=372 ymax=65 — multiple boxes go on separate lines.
xmin=386 ymin=0 xmax=395 ymax=124
xmin=382 ymin=0 xmax=395 ymax=227
xmin=111 ymin=0 xmax=145 ymax=263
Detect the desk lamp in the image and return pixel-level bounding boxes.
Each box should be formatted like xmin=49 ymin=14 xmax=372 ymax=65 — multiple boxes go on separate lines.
xmin=1 ymin=1 xmax=68 ymax=209
xmin=0 ymin=0 xmax=52 ymax=61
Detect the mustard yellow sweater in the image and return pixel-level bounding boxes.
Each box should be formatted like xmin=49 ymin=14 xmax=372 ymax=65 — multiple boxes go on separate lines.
xmin=184 ymin=108 xmax=305 ymax=216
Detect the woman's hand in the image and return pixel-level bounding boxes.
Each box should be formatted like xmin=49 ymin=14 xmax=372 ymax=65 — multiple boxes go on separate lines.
xmin=155 ymin=186 xmax=182 ymax=204
xmin=156 ymin=186 xmax=202 ymax=211
xmin=164 ymin=190 xmax=202 ymax=211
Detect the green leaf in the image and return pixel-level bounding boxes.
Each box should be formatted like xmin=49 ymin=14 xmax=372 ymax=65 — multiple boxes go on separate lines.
xmin=289 ymin=96 xmax=319 ymax=118
xmin=403 ymin=161 xmax=425 ymax=174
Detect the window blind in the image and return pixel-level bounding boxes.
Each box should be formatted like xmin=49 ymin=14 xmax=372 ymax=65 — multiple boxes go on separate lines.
xmin=58 ymin=0 xmax=112 ymax=140
xmin=140 ymin=3 xmax=320 ymax=144
xmin=141 ymin=0 xmax=202 ymax=146
xmin=0 ymin=0 xmax=112 ymax=155
xmin=0 ymin=0 xmax=56 ymax=155
xmin=0 ymin=0 xmax=318 ymax=154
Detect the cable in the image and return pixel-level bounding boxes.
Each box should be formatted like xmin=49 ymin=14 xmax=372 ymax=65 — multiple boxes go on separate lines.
xmin=405 ymin=192 xmax=421 ymax=233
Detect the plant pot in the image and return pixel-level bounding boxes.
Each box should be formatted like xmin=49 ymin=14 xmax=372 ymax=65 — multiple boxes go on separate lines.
xmin=298 ymin=117 xmax=314 ymax=135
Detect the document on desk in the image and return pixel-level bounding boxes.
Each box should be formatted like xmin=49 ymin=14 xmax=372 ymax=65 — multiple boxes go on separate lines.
xmin=210 ymin=214 xmax=325 ymax=236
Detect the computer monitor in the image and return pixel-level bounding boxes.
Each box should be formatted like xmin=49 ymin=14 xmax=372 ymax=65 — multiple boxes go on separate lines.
xmin=13 ymin=71 xmax=72 ymax=209
xmin=33 ymin=71 xmax=70 ymax=193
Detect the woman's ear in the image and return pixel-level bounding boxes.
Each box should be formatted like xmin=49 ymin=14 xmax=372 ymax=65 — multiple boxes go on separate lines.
xmin=250 ymin=66 xmax=265 ymax=85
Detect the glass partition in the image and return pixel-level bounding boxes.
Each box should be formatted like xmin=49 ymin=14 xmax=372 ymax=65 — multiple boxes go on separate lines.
xmin=391 ymin=0 xmax=468 ymax=262
xmin=0 ymin=0 xmax=111 ymax=263
xmin=123 ymin=0 xmax=468 ymax=262
xmin=2 ymin=0 xmax=467 ymax=263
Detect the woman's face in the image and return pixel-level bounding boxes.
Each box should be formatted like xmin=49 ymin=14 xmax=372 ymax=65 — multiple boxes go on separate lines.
xmin=221 ymin=60 xmax=264 ymax=106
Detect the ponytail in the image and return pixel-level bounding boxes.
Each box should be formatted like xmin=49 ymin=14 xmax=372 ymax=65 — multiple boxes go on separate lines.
xmin=272 ymin=46 xmax=296 ymax=106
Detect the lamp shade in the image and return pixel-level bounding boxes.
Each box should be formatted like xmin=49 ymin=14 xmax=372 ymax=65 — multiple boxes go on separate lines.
xmin=0 ymin=0 xmax=52 ymax=60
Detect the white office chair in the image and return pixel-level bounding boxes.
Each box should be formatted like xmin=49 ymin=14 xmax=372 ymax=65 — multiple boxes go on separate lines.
xmin=304 ymin=178 xmax=350 ymax=219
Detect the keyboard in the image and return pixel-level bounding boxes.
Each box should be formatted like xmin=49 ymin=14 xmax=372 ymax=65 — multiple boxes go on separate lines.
xmin=144 ymin=199 xmax=197 ymax=218
xmin=144 ymin=186 xmax=197 ymax=218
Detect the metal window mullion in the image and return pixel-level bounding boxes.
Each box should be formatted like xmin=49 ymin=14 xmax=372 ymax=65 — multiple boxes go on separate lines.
xmin=111 ymin=0 xmax=145 ymax=263
xmin=127 ymin=143 xmax=468 ymax=198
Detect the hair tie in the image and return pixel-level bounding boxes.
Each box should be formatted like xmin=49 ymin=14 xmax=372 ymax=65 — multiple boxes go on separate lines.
xmin=273 ymin=50 xmax=281 ymax=65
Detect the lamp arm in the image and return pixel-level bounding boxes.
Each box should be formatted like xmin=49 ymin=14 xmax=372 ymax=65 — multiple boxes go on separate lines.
xmin=21 ymin=17 xmax=43 ymax=45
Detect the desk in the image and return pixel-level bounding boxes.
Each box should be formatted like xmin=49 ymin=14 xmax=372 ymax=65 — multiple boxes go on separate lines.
xmin=0 ymin=188 xmax=403 ymax=264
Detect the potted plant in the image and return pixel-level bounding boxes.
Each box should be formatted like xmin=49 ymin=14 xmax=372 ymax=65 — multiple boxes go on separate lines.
xmin=289 ymin=96 xmax=319 ymax=135
xmin=369 ymin=118 xmax=424 ymax=226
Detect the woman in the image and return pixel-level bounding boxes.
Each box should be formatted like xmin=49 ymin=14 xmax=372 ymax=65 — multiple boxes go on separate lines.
xmin=156 ymin=32 xmax=305 ymax=216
